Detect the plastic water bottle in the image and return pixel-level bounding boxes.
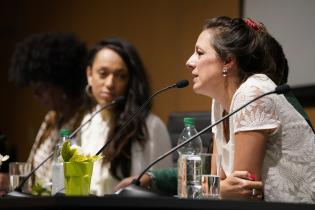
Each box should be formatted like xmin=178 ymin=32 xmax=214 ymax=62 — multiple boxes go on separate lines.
xmin=177 ymin=117 xmax=203 ymax=199
xmin=51 ymin=128 xmax=70 ymax=195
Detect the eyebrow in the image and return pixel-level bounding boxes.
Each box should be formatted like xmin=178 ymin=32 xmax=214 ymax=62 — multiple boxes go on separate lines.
xmin=195 ymin=45 xmax=204 ymax=52
xmin=97 ymin=67 xmax=128 ymax=73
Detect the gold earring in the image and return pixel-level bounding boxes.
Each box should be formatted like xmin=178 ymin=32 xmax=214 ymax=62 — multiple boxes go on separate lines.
xmin=222 ymin=68 xmax=228 ymax=77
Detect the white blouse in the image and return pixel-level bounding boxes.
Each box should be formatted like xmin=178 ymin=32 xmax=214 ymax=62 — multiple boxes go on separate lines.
xmin=212 ymin=74 xmax=315 ymax=203
xmin=80 ymin=109 xmax=172 ymax=196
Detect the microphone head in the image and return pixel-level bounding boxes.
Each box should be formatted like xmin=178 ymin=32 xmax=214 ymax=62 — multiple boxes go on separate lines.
xmin=275 ymin=84 xmax=290 ymax=94
xmin=175 ymin=80 xmax=189 ymax=88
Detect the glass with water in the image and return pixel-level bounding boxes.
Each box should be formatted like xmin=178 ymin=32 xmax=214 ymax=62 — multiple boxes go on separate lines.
xmin=200 ymin=153 xmax=221 ymax=199
xmin=9 ymin=162 xmax=31 ymax=193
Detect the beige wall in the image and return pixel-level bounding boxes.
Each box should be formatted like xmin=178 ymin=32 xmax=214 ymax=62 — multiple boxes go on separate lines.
xmin=0 ymin=0 xmax=241 ymax=160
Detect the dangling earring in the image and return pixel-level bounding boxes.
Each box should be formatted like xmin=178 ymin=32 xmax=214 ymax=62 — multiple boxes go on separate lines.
xmin=222 ymin=67 xmax=228 ymax=77
xmin=85 ymin=84 xmax=93 ymax=97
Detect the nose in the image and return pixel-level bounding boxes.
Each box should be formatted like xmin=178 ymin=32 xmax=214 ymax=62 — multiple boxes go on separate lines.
xmin=104 ymin=74 xmax=114 ymax=88
xmin=186 ymin=54 xmax=196 ymax=71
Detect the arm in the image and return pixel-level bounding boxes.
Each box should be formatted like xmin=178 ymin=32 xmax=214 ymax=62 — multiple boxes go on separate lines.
xmin=222 ymin=82 xmax=280 ymax=200
xmin=212 ymin=137 xmax=263 ymax=200
xmin=220 ymin=130 xmax=267 ymax=200
xmin=233 ymin=130 xmax=267 ymax=181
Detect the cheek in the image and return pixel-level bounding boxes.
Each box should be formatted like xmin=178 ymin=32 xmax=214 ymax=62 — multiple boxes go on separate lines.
xmin=90 ymin=77 xmax=103 ymax=90
xmin=116 ymin=82 xmax=129 ymax=95
xmin=199 ymin=59 xmax=221 ymax=78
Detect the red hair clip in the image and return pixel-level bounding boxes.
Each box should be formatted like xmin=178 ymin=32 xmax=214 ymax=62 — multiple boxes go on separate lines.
xmin=244 ymin=18 xmax=261 ymax=32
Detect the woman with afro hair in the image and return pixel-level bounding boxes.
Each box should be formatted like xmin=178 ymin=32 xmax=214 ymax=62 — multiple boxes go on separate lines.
xmin=8 ymin=32 xmax=88 ymax=189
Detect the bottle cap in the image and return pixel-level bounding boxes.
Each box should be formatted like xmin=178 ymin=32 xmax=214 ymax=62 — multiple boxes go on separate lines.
xmin=183 ymin=117 xmax=195 ymax=126
xmin=59 ymin=128 xmax=71 ymax=137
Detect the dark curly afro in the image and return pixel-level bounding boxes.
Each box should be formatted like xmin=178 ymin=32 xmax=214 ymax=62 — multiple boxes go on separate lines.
xmin=9 ymin=32 xmax=87 ymax=99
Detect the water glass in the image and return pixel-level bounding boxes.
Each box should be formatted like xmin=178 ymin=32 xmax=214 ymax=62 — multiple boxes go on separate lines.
xmin=9 ymin=162 xmax=31 ymax=193
xmin=200 ymin=153 xmax=221 ymax=199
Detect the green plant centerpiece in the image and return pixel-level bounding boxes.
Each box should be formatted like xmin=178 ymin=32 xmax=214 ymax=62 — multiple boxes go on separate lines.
xmin=61 ymin=141 xmax=102 ymax=196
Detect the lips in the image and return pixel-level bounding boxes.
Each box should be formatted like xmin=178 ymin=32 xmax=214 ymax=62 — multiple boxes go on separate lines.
xmin=100 ymin=91 xmax=114 ymax=99
xmin=192 ymin=74 xmax=198 ymax=82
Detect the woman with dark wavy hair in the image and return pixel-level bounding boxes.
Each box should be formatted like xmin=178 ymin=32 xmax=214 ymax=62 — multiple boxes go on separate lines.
xmin=8 ymin=32 xmax=88 ymax=189
xmin=80 ymin=37 xmax=172 ymax=195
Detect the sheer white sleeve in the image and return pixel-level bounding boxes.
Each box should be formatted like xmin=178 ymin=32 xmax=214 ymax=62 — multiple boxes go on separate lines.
xmin=232 ymin=84 xmax=280 ymax=134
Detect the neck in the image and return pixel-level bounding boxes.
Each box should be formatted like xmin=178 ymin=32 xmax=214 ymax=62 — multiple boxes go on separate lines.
xmin=101 ymin=108 xmax=112 ymax=121
xmin=214 ymin=76 xmax=240 ymax=112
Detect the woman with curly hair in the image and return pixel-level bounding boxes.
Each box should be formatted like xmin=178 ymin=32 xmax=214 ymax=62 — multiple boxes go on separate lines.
xmin=8 ymin=32 xmax=88 ymax=188
xmin=80 ymin=37 xmax=172 ymax=195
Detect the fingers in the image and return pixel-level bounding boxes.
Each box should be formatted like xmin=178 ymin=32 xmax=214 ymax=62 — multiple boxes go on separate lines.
xmin=231 ymin=171 xmax=254 ymax=180
xmin=231 ymin=171 xmax=262 ymax=189
xmin=230 ymin=171 xmax=264 ymax=200
xmin=114 ymin=176 xmax=135 ymax=192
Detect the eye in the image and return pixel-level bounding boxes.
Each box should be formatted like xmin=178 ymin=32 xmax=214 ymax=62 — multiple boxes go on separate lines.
xmin=98 ymin=70 xmax=108 ymax=79
xmin=116 ymin=72 xmax=129 ymax=81
xmin=196 ymin=49 xmax=204 ymax=56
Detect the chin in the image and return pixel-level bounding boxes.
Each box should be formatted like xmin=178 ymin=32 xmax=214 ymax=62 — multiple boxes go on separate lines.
xmin=96 ymin=99 xmax=107 ymax=106
xmin=193 ymin=86 xmax=208 ymax=97
xmin=192 ymin=84 xmax=201 ymax=94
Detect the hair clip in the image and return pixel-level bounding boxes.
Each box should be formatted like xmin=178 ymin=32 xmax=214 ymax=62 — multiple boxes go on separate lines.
xmin=244 ymin=18 xmax=262 ymax=32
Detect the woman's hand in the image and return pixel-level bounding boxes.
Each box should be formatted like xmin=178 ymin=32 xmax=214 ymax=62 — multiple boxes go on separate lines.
xmin=114 ymin=173 xmax=151 ymax=192
xmin=220 ymin=171 xmax=263 ymax=200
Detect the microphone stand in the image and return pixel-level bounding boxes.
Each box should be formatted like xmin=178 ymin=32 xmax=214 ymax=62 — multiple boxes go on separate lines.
xmin=5 ymin=97 xmax=125 ymax=197
xmin=5 ymin=79 xmax=188 ymax=197
xmin=116 ymin=85 xmax=290 ymax=197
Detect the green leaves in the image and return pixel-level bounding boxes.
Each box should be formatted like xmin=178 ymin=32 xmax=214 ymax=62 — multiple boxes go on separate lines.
xmin=61 ymin=141 xmax=102 ymax=163
xmin=61 ymin=141 xmax=76 ymax=162
xmin=31 ymin=182 xmax=50 ymax=196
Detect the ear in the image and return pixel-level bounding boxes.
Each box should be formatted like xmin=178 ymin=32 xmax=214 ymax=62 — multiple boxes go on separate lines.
xmin=86 ymin=66 xmax=92 ymax=85
xmin=223 ymin=56 xmax=236 ymax=69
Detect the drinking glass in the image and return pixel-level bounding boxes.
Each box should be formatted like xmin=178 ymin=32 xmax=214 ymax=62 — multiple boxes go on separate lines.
xmin=200 ymin=153 xmax=221 ymax=199
xmin=9 ymin=162 xmax=31 ymax=193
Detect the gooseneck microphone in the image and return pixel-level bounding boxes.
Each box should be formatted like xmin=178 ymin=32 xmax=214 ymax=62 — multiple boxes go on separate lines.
xmin=5 ymin=96 xmax=125 ymax=197
xmin=95 ymin=80 xmax=189 ymax=156
xmin=116 ymin=84 xmax=290 ymax=197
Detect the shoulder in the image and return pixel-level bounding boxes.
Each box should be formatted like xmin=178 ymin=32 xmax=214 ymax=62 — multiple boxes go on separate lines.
xmin=145 ymin=113 xmax=170 ymax=140
xmin=42 ymin=110 xmax=58 ymax=128
xmin=231 ymin=74 xmax=282 ymax=133
xmin=233 ymin=74 xmax=276 ymax=106
xmin=146 ymin=113 xmax=167 ymax=129
xmin=238 ymin=74 xmax=276 ymax=93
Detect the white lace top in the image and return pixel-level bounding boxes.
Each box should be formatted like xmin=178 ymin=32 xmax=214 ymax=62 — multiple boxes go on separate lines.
xmin=212 ymin=74 xmax=315 ymax=203
xmin=80 ymin=108 xmax=172 ymax=196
